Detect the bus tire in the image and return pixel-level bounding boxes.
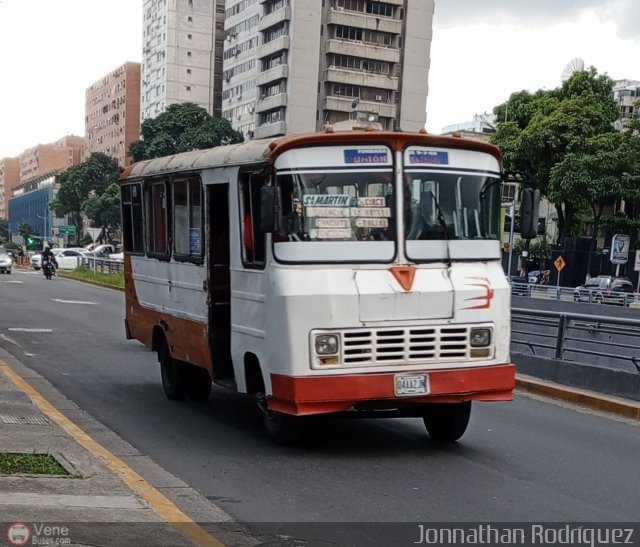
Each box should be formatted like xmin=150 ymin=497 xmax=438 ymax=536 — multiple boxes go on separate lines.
xmin=262 ymin=408 xmax=302 ymax=445
xmin=159 ymin=341 xmax=188 ymax=401
xmin=186 ymin=365 xmax=212 ymax=402
xmin=422 ymin=401 xmax=471 ymax=442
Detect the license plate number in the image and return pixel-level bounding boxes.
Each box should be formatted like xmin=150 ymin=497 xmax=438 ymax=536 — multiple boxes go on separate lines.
xmin=395 ymin=374 xmax=429 ymax=396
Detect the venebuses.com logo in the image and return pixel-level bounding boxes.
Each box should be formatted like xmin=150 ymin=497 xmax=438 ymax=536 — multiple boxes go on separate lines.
xmin=6 ymin=522 xmax=30 ymax=546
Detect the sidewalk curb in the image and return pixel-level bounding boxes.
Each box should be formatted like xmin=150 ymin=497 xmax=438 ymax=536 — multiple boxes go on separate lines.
xmin=516 ymin=374 xmax=640 ymax=421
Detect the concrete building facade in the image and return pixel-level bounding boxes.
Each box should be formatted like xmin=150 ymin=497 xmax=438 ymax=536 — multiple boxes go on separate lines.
xmin=222 ymin=0 xmax=433 ymax=139
xmin=17 ymin=137 xmax=85 ymax=182
xmin=85 ymin=62 xmax=142 ymax=168
xmin=0 ymin=158 xmax=20 ymax=220
xmin=613 ymin=79 xmax=640 ymax=131
xmin=141 ymin=0 xmax=226 ymax=122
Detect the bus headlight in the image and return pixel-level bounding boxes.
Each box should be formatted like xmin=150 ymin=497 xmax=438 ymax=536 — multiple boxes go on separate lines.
xmin=469 ymin=328 xmax=491 ymax=347
xmin=315 ymin=334 xmax=339 ymax=355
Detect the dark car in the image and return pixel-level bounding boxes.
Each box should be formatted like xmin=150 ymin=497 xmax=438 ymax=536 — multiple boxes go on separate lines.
xmin=573 ymin=275 xmax=635 ymax=306
xmin=508 ymin=275 xmax=529 ymax=297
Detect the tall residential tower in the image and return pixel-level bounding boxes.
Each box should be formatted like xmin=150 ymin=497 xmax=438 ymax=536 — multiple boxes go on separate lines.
xmin=222 ymin=0 xmax=433 ymax=139
xmin=141 ymin=0 xmax=226 ymax=122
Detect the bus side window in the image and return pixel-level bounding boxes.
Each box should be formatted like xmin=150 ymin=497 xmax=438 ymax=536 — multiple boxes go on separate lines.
xmin=239 ymin=172 xmax=266 ymax=267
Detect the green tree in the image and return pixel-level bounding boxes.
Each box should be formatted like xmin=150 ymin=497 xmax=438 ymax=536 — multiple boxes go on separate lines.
xmin=129 ymin=102 xmax=244 ymax=162
xmin=491 ymin=67 xmax=620 ymax=246
xmin=0 ymin=218 xmax=8 ymax=242
xmin=18 ymin=223 xmax=34 ymax=239
xmin=550 ymin=132 xmax=640 ymax=274
xmin=83 ymin=182 xmax=122 ymax=243
xmin=51 ymin=153 xmax=120 ymax=239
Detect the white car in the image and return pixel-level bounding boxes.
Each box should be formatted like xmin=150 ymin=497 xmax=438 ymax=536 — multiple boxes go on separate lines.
xmin=0 ymin=250 xmax=13 ymax=274
xmin=31 ymin=248 xmax=89 ymax=270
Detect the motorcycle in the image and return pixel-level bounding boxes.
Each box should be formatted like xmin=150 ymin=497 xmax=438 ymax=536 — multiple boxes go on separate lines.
xmin=42 ymin=257 xmax=56 ymax=280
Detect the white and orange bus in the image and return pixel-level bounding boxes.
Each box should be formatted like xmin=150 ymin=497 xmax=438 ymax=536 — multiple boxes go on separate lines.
xmin=119 ymin=130 xmax=531 ymax=443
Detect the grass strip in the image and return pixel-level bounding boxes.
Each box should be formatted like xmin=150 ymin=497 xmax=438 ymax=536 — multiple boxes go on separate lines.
xmin=0 ymin=452 xmax=69 ymax=475
xmin=58 ymin=267 xmax=124 ymax=290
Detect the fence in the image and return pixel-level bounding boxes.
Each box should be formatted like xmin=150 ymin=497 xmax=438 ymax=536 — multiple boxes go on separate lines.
xmin=512 ymin=307 xmax=640 ymax=401
xmin=79 ymin=256 xmax=124 ymax=275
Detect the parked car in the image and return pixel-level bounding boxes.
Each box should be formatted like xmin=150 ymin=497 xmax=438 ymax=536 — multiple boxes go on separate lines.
xmin=0 ymin=249 xmax=13 ymax=274
xmin=84 ymin=243 xmax=117 ymax=257
xmin=508 ymin=275 xmax=529 ymax=297
xmin=573 ymin=275 xmax=635 ymax=306
xmin=527 ymin=270 xmax=541 ymax=284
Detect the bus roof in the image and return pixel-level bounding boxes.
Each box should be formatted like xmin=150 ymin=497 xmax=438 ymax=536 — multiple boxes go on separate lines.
xmin=119 ymin=130 xmax=501 ymax=181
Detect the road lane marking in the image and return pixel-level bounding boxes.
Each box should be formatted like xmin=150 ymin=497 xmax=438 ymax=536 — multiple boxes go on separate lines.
xmin=8 ymin=328 xmax=53 ymax=333
xmin=51 ymin=299 xmax=98 ymax=305
xmin=0 ymin=359 xmax=226 ymax=547
xmin=0 ymin=280 xmax=23 ymax=283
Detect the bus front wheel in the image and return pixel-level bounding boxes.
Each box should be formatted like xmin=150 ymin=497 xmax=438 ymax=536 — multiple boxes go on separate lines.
xmin=422 ymin=402 xmax=471 ymax=442
xmin=259 ymin=398 xmax=302 ymax=445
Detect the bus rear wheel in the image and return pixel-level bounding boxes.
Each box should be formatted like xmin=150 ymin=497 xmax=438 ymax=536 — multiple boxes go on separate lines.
xmin=159 ymin=342 xmax=188 ymax=401
xmin=422 ymin=402 xmax=471 ymax=442
xmin=159 ymin=342 xmax=212 ymax=402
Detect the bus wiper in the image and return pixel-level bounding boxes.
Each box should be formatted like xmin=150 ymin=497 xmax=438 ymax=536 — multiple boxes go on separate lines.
xmin=428 ymin=190 xmax=450 ymax=241
xmin=427 ymin=190 xmax=452 ymax=266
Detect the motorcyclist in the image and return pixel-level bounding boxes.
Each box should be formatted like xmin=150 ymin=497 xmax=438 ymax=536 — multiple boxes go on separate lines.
xmin=42 ymin=246 xmax=58 ymax=273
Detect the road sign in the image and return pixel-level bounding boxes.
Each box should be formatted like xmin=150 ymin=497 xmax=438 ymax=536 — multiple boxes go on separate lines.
xmin=635 ymin=250 xmax=640 ymax=272
xmin=58 ymin=225 xmax=76 ymax=236
xmin=554 ymin=256 xmax=566 ymax=272
xmin=610 ymin=234 xmax=630 ymax=264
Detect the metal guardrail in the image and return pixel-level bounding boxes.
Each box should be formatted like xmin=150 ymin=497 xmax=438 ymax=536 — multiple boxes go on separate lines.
xmin=79 ymin=257 xmax=124 ymax=275
xmin=512 ymin=307 xmax=640 ymax=374
xmin=511 ymin=283 xmax=640 ymax=308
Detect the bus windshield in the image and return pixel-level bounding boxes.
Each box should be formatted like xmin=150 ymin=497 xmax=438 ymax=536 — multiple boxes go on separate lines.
xmin=404 ymin=172 xmax=501 ymax=241
xmin=276 ymin=170 xmax=396 ymax=243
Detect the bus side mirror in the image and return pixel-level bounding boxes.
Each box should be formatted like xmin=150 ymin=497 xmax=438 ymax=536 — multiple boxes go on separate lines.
xmin=520 ymin=187 xmax=540 ymax=240
xmin=260 ymin=186 xmax=281 ymax=233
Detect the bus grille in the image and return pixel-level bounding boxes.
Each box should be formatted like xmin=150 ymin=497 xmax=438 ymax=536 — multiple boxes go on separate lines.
xmin=342 ymin=326 xmax=470 ymax=365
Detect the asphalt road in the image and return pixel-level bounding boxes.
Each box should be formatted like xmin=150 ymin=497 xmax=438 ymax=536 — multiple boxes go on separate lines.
xmin=1 ymin=271 xmax=639 ymax=542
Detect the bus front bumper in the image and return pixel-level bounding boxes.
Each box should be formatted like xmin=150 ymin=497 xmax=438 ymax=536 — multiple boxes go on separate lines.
xmin=269 ymin=364 xmax=515 ymax=416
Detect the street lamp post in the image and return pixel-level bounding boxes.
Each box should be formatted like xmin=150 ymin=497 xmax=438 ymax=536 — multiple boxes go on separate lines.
xmin=36 ymin=212 xmax=48 ymax=248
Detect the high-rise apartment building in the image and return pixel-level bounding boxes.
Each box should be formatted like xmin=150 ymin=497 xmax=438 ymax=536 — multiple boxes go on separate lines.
xmin=141 ymin=0 xmax=226 ymax=122
xmin=223 ymin=0 xmax=433 ymax=139
xmin=85 ymin=62 xmax=142 ymax=168
xmin=0 ymin=158 xmax=19 ymax=220
xmin=17 ymin=136 xmax=85 ymax=182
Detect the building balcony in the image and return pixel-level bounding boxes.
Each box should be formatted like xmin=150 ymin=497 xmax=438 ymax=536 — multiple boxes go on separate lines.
xmin=255 ymin=93 xmax=287 ymax=113
xmin=327 ymin=8 xmax=402 ymax=34
xmin=257 ymin=64 xmax=289 ymax=86
xmin=257 ymin=36 xmax=290 ymax=60
xmin=254 ymin=120 xmax=287 ymax=139
xmin=325 ymin=39 xmax=400 ymax=64
xmin=258 ymin=6 xmax=291 ymax=32
xmin=324 ymin=96 xmax=396 ymax=119
xmin=325 ymin=66 xmax=398 ymax=91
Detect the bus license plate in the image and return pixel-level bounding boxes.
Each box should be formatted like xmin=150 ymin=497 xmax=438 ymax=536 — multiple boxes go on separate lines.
xmin=395 ymin=374 xmax=429 ymax=396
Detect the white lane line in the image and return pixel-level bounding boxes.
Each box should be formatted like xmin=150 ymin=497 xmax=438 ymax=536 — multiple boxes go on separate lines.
xmin=51 ymin=299 xmax=97 ymax=305
xmin=0 ymin=280 xmax=23 ymax=283
xmin=8 ymin=328 xmax=53 ymax=333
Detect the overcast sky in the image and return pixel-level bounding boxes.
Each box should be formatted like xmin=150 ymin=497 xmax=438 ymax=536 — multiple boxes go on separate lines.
xmin=0 ymin=0 xmax=639 ymax=159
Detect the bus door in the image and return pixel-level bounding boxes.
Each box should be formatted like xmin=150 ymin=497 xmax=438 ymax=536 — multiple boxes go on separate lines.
xmin=207 ymin=183 xmax=234 ymax=386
